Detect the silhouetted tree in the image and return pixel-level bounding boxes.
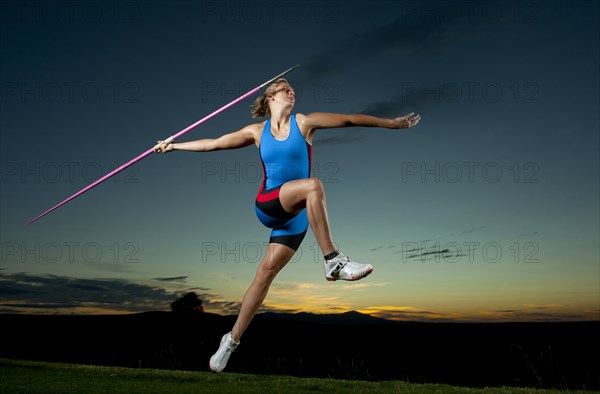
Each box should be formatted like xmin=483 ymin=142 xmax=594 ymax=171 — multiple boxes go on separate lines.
xmin=170 ymin=292 xmax=204 ymax=314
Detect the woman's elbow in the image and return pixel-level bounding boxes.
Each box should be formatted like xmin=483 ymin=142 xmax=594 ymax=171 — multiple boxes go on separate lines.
xmin=347 ymin=115 xmax=361 ymax=127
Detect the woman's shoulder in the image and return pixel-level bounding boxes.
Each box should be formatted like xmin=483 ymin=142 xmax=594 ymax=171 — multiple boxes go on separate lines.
xmin=245 ymin=120 xmax=267 ymax=131
xmin=241 ymin=120 xmax=268 ymax=144
xmin=294 ymin=113 xmax=309 ymax=128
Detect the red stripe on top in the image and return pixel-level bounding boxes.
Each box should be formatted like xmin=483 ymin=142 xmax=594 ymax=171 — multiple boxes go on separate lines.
xmin=256 ymin=186 xmax=280 ymax=203
xmin=256 ymin=155 xmax=281 ymax=203
xmin=307 ymin=143 xmax=313 ymax=176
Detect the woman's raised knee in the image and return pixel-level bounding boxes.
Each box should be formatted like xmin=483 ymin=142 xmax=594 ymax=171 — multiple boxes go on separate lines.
xmin=307 ymin=178 xmax=325 ymax=195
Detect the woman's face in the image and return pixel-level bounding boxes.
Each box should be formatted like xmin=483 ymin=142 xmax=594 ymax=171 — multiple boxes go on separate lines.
xmin=272 ymin=83 xmax=295 ymax=106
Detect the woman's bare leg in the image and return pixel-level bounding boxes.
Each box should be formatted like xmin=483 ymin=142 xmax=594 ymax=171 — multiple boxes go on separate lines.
xmin=278 ymin=178 xmax=336 ymax=256
xmin=231 ymin=242 xmax=295 ymax=342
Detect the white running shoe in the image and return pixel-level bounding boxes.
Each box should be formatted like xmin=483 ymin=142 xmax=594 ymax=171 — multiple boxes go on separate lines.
xmin=324 ymin=253 xmax=373 ymax=281
xmin=209 ymin=332 xmax=239 ymax=372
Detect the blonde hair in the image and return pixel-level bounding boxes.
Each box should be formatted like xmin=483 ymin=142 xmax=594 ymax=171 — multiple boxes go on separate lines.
xmin=251 ymin=78 xmax=289 ymax=118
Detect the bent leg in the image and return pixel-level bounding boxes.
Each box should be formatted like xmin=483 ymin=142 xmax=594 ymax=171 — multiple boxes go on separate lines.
xmin=231 ymin=242 xmax=295 ymax=342
xmin=278 ymin=178 xmax=336 ymax=256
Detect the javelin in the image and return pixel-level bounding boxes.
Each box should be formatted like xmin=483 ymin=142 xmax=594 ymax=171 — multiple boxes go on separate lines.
xmin=26 ymin=65 xmax=300 ymax=226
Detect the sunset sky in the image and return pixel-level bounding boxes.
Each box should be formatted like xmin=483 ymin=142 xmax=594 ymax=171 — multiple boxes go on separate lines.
xmin=1 ymin=0 xmax=598 ymax=322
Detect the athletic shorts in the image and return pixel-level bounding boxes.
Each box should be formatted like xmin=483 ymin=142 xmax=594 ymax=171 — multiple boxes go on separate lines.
xmin=255 ymin=184 xmax=307 ymax=251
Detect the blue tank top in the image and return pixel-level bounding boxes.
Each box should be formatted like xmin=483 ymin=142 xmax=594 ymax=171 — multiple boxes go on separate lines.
xmin=259 ymin=114 xmax=312 ymax=190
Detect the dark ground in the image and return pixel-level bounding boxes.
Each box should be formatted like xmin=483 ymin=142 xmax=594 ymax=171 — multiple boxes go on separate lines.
xmin=0 ymin=311 xmax=597 ymax=390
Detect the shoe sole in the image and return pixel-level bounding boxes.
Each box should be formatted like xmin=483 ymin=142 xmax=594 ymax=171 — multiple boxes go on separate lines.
xmin=209 ymin=360 xmax=219 ymax=372
xmin=326 ymin=266 xmax=373 ymax=281
xmin=209 ymin=361 xmax=225 ymax=373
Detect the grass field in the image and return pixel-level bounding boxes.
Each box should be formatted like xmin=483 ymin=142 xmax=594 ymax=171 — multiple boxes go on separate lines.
xmin=1 ymin=358 xmax=596 ymax=394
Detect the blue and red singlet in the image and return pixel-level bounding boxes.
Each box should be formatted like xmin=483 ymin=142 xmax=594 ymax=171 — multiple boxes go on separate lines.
xmin=255 ymin=114 xmax=312 ymax=250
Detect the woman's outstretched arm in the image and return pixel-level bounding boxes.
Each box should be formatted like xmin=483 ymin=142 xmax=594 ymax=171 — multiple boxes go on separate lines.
xmin=297 ymin=112 xmax=421 ymax=142
xmin=154 ymin=124 xmax=259 ymax=153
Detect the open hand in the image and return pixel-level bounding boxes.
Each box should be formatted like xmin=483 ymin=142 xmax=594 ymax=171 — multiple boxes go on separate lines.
xmin=391 ymin=113 xmax=421 ymax=129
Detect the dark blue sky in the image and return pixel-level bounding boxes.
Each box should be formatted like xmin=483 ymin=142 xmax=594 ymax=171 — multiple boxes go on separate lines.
xmin=1 ymin=0 xmax=598 ymax=321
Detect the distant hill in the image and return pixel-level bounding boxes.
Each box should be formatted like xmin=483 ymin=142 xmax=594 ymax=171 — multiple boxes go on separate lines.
xmin=254 ymin=310 xmax=395 ymax=325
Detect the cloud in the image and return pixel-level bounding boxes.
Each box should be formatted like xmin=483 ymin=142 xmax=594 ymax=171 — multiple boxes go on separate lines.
xmin=0 ymin=272 xmax=240 ymax=315
xmin=484 ymin=310 xmax=592 ymax=322
xmin=203 ymin=299 xmax=242 ymax=315
xmin=523 ymin=304 xmax=550 ymax=310
xmin=518 ymin=231 xmax=539 ymax=237
xmin=0 ymin=272 xmax=178 ymax=313
xmin=481 ymin=304 xmax=593 ymax=322
xmin=358 ymin=305 xmax=463 ymax=322
xmin=181 ymin=286 xmax=212 ymax=292
xmin=0 ymin=302 xmax=82 ymax=309
xmin=405 ymin=247 xmax=468 ymax=261
xmin=152 ymin=276 xmax=189 ymax=283
xmin=296 ymin=1 xmax=497 ymax=118
xmin=357 ymin=95 xmax=422 ymax=118
xmin=259 ymin=303 xmax=303 ymax=314
xmin=372 ymin=227 xmax=486 ymax=255
xmin=302 ymin=1 xmax=478 ymax=80
xmin=409 ymin=248 xmax=451 ymax=258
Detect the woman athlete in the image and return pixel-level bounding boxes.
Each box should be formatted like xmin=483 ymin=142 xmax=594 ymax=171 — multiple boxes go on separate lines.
xmin=155 ymin=79 xmax=421 ymax=372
